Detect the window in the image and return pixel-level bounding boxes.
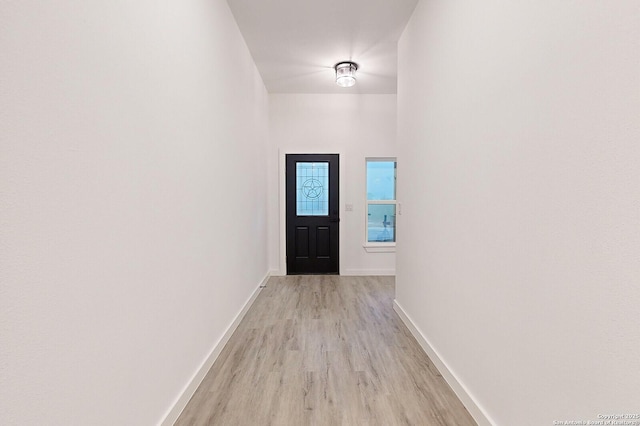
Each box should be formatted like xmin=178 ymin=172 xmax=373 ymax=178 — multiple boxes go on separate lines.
xmin=365 ymin=158 xmax=396 ymax=249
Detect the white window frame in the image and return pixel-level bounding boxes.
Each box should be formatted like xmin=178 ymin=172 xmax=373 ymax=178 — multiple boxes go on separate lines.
xmin=363 ymin=157 xmax=397 ymax=253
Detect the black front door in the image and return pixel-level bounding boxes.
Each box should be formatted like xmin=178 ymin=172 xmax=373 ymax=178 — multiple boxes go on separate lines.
xmin=286 ymin=154 xmax=339 ymax=274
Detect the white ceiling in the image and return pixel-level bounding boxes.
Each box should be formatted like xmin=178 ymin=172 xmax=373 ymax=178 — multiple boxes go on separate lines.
xmin=226 ymin=0 xmax=418 ymax=94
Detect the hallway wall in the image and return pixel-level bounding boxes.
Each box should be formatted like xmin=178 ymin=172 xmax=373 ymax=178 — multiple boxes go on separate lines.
xmin=0 ymin=0 xmax=269 ymax=424
xmin=396 ymin=0 xmax=640 ymax=424
xmin=268 ymin=94 xmax=397 ymax=276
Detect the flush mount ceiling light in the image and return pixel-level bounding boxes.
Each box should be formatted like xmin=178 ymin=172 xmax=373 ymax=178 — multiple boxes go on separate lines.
xmin=334 ymin=61 xmax=358 ymax=88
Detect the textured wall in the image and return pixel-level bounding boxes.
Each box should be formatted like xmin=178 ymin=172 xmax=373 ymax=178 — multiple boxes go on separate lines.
xmin=0 ymin=0 xmax=269 ymax=424
xmin=396 ymin=0 xmax=640 ymax=424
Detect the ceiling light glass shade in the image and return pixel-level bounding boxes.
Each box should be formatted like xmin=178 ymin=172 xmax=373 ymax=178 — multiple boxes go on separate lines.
xmin=335 ymin=62 xmax=358 ymax=87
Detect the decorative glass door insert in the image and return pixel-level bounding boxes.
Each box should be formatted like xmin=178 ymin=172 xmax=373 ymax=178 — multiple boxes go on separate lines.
xmin=296 ymin=162 xmax=329 ymax=216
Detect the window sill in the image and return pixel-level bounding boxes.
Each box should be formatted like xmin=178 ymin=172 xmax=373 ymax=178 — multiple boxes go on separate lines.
xmin=363 ymin=243 xmax=396 ymax=253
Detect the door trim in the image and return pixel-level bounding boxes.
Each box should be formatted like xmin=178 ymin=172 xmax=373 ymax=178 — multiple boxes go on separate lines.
xmin=278 ymin=148 xmax=344 ymax=276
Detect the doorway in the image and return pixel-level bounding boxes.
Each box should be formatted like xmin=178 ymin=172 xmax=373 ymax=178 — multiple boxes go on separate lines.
xmin=286 ymin=154 xmax=339 ymax=274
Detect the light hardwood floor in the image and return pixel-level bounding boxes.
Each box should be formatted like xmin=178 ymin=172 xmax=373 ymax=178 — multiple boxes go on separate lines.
xmin=175 ymin=275 xmax=477 ymax=426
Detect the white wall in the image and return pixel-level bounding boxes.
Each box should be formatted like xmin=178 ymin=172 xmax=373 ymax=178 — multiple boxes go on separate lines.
xmin=396 ymin=1 xmax=640 ymax=425
xmin=268 ymin=94 xmax=397 ymax=276
xmin=0 ymin=1 xmax=268 ymax=424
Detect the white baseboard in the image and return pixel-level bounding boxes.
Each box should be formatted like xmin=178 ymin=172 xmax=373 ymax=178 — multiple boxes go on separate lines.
xmin=393 ymin=300 xmax=495 ymax=426
xmin=268 ymin=268 xmax=395 ymax=277
xmin=342 ymin=268 xmax=396 ymax=276
xmin=160 ymin=272 xmax=270 ymax=426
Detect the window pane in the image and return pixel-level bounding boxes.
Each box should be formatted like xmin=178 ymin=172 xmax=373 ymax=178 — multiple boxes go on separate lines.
xmin=367 ymin=204 xmax=396 ymax=242
xmin=367 ymin=161 xmax=396 ymax=200
xmin=296 ymin=162 xmax=329 ymax=216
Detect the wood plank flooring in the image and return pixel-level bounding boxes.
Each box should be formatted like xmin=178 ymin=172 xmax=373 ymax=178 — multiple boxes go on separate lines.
xmin=175 ymin=276 xmax=477 ymax=426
